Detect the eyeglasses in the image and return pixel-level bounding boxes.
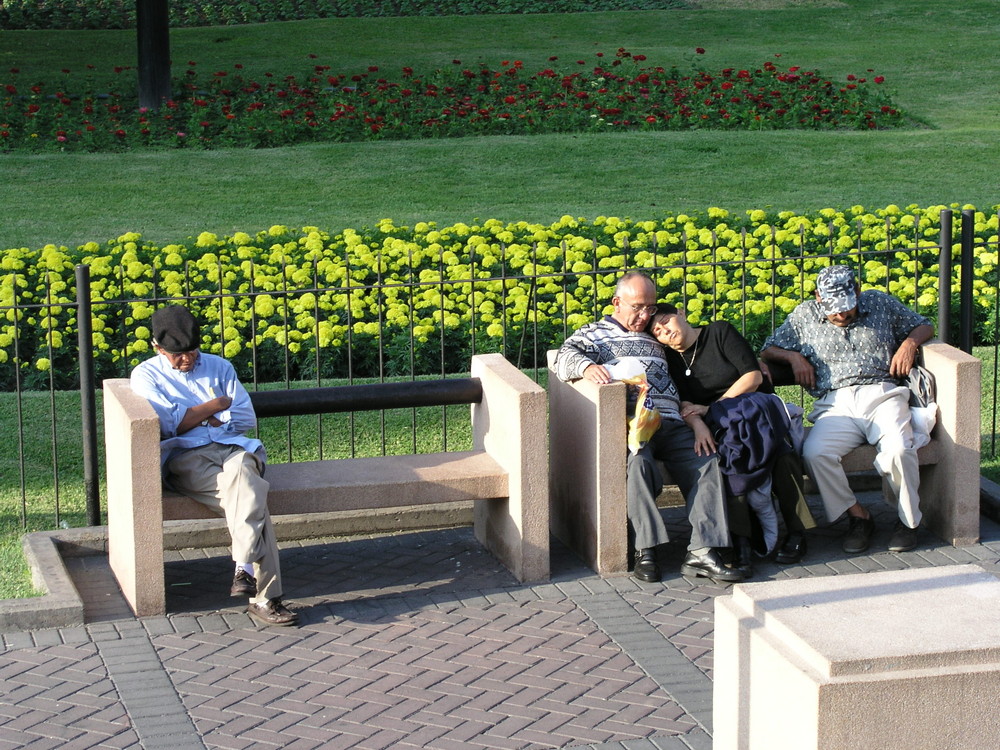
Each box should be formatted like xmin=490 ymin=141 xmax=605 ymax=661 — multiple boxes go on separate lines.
xmin=622 ymin=302 xmax=658 ymax=315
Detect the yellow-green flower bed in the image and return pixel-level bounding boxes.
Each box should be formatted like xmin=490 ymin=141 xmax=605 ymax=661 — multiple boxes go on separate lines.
xmin=2 ymin=203 xmax=998 ymax=390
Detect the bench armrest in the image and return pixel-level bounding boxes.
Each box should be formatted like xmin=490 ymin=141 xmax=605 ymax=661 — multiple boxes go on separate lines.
xmin=470 ymin=353 xmax=549 ymax=581
xmin=546 ymin=350 xmax=629 ymax=575
xmin=103 ymin=378 xmax=168 ymax=616
xmin=919 ymin=339 xmax=981 ymax=544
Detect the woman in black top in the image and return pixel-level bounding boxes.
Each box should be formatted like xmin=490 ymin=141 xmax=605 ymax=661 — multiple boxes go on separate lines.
xmin=649 ymin=304 xmax=816 ymax=574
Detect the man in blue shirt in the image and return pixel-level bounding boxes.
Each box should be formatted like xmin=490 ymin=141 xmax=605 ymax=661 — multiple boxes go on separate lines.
xmin=761 ymin=266 xmax=933 ymax=555
xmin=131 ymin=305 xmax=297 ymax=626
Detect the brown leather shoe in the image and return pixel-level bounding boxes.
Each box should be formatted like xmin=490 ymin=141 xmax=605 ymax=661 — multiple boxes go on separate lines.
xmin=230 ymin=569 xmax=257 ymax=597
xmin=248 ymin=599 xmax=299 ymax=627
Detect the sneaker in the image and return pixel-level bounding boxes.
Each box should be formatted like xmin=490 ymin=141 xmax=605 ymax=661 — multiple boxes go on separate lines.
xmin=888 ymin=521 xmax=918 ymax=553
xmin=842 ymin=515 xmax=876 ymax=554
xmin=248 ymin=599 xmax=299 ymax=627
xmin=230 ymin=569 xmax=257 ymax=597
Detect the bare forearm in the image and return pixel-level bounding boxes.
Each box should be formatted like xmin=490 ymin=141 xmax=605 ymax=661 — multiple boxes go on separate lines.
xmin=719 ymin=370 xmax=763 ymax=400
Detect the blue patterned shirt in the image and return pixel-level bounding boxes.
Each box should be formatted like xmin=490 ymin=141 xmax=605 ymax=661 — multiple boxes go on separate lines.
xmin=762 ymin=290 xmax=931 ymax=397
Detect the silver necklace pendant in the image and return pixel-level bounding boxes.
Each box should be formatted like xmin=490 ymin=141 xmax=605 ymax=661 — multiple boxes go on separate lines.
xmin=681 ymin=334 xmax=699 ymax=377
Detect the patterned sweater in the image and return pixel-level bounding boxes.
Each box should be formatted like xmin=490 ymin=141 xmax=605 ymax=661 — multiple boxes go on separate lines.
xmin=554 ymin=316 xmax=682 ymax=420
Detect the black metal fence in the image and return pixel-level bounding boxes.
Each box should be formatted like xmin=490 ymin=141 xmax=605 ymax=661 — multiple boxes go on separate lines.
xmin=1 ymin=208 xmax=995 ymax=532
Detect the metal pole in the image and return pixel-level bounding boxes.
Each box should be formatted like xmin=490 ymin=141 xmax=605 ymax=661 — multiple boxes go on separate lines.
xmin=960 ymin=209 xmax=975 ymax=354
xmin=938 ymin=209 xmax=952 ymax=345
xmin=76 ymin=265 xmax=101 ymax=526
xmin=249 ymin=378 xmax=483 ymax=419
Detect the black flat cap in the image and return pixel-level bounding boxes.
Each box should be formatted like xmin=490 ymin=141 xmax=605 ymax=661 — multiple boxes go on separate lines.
xmin=151 ymin=305 xmax=200 ymax=353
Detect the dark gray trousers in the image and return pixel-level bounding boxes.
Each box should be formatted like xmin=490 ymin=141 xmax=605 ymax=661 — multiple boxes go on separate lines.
xmin=626 ymin=419 xmax=731 ymax=551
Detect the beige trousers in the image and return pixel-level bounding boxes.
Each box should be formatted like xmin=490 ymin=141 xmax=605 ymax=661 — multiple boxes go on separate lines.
xmin=165 ymin=443 xmax=283 ymax=602
xmin=802 ymin=383 xmax=921 ymax=529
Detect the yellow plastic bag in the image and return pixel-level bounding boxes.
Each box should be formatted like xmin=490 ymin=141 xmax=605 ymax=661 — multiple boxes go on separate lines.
xmin=621 ymin=373 xmax=661 ymax=454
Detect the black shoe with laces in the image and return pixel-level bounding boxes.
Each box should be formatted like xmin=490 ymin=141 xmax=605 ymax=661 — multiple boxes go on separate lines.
xmin=888 ymin=521 xmax=918 ymax=553
xmin=776 ymin=533 xmax=808 ymax=565
xmin=681 ymin=548 xmax=745 ymax=584
xmin=842 ymin=515 xmax=875 ymax=554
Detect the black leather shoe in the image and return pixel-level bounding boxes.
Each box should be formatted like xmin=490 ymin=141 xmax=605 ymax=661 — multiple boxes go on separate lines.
xmin=888 ymin=521 xmax=918 ymax=553
xmin=776 ymin=533 xmax=808 ymax=565
xmin=248 ymin=599 xmax=299 ymax=627
xmin=681 ymin=549 xmax=745 ymax=584
xmin=230 ymin=569 xmax=257 ymax=596
xmin=633 ymin=548 xmax=661 ymax=582
xmin=842 ymin=515 xmax=875 ymax=554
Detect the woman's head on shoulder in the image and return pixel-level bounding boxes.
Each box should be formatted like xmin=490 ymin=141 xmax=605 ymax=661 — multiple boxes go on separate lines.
xmin=648 ymin=303 xmax=697 ymax=351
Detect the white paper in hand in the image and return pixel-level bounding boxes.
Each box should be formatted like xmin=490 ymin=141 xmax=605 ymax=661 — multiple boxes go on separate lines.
xmin=603 ymin=359 xmax=646 ymax=381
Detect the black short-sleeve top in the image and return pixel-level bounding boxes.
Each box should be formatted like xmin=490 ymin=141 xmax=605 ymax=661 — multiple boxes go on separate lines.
xmin=663 ymin=320 xmax=763 ymax=405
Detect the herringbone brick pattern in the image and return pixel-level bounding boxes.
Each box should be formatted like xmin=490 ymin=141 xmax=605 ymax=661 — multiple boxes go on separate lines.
xmin=3 ymin=493 xmax=1000 ymax=750
xmin=156 ymin=596 xmax=697 ymax=749
xmin=0 ymin=642 xmax=139 ymax=748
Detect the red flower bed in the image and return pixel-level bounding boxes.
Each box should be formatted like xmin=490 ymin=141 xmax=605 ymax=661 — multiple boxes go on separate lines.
xmin=0 ymin=49 xmax=905 ymax=152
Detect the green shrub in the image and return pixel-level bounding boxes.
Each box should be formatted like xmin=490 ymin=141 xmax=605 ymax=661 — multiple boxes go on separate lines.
xmin=4 ymin=205 xmax=997 ymax=391
xmin=0 ymin=0 xmax=690 ymax=30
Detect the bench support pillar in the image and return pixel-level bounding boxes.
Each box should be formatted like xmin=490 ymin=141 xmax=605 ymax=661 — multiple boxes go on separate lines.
xmin=104 ymin=379 xmax=168 ymax=617
xmin=471 ymin=354 xmax=550 ymax=583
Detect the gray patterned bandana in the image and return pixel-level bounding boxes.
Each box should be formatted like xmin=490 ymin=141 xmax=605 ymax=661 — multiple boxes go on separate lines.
xmin=816 ymin=265 xmax=858 ymax=315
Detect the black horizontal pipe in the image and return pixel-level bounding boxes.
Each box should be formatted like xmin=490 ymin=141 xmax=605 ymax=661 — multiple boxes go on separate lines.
xmin=249 ymin=378 xmax=483 ymax=418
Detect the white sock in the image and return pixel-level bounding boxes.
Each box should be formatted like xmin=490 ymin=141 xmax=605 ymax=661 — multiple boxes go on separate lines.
xmin=236 ymin=562 xmax=254 ymax=576
xmin=690 ymin=546 xmax=710 ymax=556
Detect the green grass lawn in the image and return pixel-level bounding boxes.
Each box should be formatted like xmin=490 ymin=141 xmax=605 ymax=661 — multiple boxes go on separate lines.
xmin=2 ymin=0 xmax=999 ymax=249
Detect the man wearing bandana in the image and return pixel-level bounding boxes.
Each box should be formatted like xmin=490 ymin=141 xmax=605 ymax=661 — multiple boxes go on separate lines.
xmin=131 ymin=305 xmax=298 ymax=626
xmin=761 ymin=266 xmax=933 ymax=555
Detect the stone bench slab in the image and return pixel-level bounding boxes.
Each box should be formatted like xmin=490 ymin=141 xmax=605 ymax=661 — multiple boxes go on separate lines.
xmin=163 ymin=450 xmax=508 ymax=519
xmin=714 ymin=564 xmax=1000 ymax=749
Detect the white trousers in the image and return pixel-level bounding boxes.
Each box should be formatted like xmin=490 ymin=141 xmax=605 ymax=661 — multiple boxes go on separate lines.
xmin=802 ymin=383 xmax=922 ymax=529
xmin=165 ymin=443 xmax=283 ymax=603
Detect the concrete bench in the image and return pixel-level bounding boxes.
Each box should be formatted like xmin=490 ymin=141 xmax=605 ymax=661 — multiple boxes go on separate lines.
xmin=546 ymin=339 xmax=981 ymax=576
xmin=104 ymin=353 xmax=549 ymax=617
xmin=714 ymin=564 xmax=1000 ymax=749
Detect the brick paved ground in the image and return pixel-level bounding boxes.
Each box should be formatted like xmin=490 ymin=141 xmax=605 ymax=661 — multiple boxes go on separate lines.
xmin=2 ymin=492 xmax=1000 ymax=750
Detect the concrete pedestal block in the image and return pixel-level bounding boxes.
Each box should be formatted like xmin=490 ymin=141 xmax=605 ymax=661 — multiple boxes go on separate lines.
xmin=714 ymin=565 xmax=1000 ymax=750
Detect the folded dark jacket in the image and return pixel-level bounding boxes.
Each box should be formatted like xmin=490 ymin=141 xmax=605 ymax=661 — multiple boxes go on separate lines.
xmin=705 ymin=392 xmax=793 ymax=496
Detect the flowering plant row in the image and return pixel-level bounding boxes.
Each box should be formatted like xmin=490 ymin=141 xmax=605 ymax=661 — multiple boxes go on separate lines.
xmin=1 ymin=49 xmax=905 ymax=153
xmin=0 ymin=0 xmax=687 ymax=31
xmin=3 ymin=204 xmax=998 ymax=390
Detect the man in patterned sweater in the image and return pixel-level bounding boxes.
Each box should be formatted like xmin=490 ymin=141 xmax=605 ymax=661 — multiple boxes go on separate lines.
xmin=761 ymin=265 xmax=933 ymax=555
xmin=555 ymin=271 xmax=740 ymax=584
